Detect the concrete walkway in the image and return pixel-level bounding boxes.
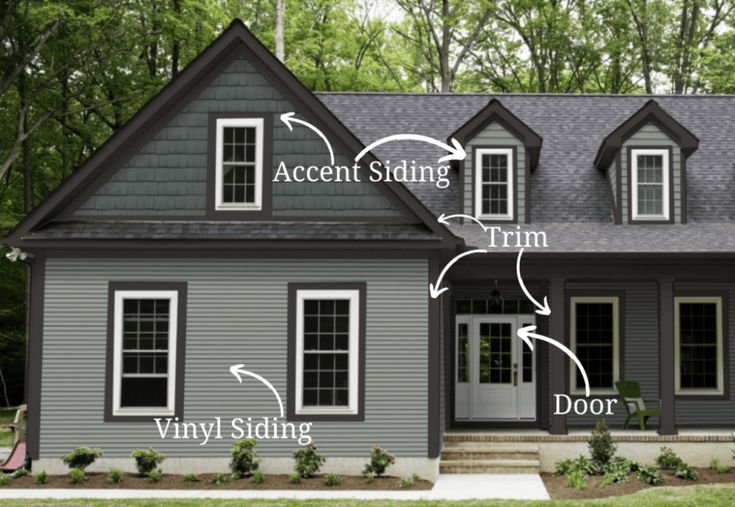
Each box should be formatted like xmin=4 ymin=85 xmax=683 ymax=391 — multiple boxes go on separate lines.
xmin=0 ymin=474 xmax=550 ymax=501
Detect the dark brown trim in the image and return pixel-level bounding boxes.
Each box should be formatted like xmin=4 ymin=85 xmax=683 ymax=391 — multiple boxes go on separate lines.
xmin=672 ymin=289 xmax=730 ymax=401
xmin=524 ymin=150 xmax=531 ymax=224
xmin=548 ymin=278 xmax=567 ymax=434
xmin=615 ymin=155 xmax=623 ymax=223
xmin=470 ymin=145 xmax=519 ymax=225
xmin=626 ymin=145 xmax=675 ymax=224
xmin=40 ymin=249 xmax=433 ymax=259
xmin=26 ymin=255 xmax=45 ymax=460
xmin=449 ymin=99 xmax=543 ymax=170
xmin=60 ymin=215 xmax=418 ymax=224
xmin=205 ymin=112 xmax=273 ymax=219
xmin=428 ymin=255 xmax=441 ymax=457
xmin=537 ymin=281 xmax=550 ymax=430
xmin=595 ymin=100 xmax=699 ymax=170
xmin=104 ymin=282 xmax=188 ymax=422
xmin=286 ymin=282 xmax=366 ymax=422
xmin=680 ymin=149 xmax=688 ymax=224
xmin=658 ymin=278 xmax=677 ymax=435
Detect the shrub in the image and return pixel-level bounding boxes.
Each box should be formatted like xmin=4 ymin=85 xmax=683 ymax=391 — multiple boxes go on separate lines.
xmin=636 ymin=465 xmax=663 ymax=486
xmin=146 ymin=469 xmax=163 ymax=483
xmin=0 ymin=475 xmax=11 ymax=486
xmin=211 ymin=473 xmax=229 ymax=485
xmin=655 ymin=446 xmax=683 ymax=470
xmin=293 ymin=443 xmax=325 ymax=478
xmin=183 ymin=473 xmax=199 ymax=482
xmin=399 ymin=474 xmax=420 ymax=488
xmin=68 ymin=468 xmax=87 ymax=484
xmin=363 ymin=470 xmax=375 ymax=483
xmin=710 ymin=458 xmax=732 ymax=473
xmin=34 ymin=470 xmax=48 ymax=485
xmin=108 ymin=468 xmax=123 ymax=484
xmin=61 ymin=447 xmax=103 ymax=470
xmin=324 ymin=473 xmax=340 ymax=486
xmin=289 ymin=472 xmax=302 ymax=484
xmin=566 ymin=469 xmax=587 ymax=490
xmin=674 ymin=462 xmax=698 ymax=480
xmin=131 ymin=448 xmax=165 ymax=477
xmin=604 ymin=457 xmax=639 ymax=474
xmin=230 ymin=438 xmax=259 ymax=478
xmin=12 ymin=468 xmax=29 ymax=479
xmin=554 ymin=456 xmax=596 ymax=477
xmin=363 ymin=446 xmax=395 ymax=477
xmin=252 ymin=470 xmax=265 ymax=484
xmin=588 ymin=420 xmax=616 ymax=468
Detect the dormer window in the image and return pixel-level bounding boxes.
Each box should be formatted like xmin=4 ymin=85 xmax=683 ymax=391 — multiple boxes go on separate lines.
xmin=215 ymin=117 xmax=264 ymax=210
xmin=631 ymin=148 xmax=669 ymax=221
xmin=475 ymin=148 xmax=514 ymax=221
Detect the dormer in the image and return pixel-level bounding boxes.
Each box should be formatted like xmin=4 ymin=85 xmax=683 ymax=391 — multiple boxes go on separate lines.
xmin=595 ymin=100 xmax=698 ymax=224
xmin=450 ymin=99 xmax=542 ymax=224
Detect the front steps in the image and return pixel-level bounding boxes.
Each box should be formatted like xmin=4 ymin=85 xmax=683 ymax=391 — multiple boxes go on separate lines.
xmin=440 ymin=440 xmax=540 ymax=474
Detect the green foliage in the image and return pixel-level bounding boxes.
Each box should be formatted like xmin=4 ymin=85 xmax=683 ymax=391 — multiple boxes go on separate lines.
xmin=293 ymin=443 xmax=325 ymax=478
xmin=588 ymin=420 xmax=617 ymax=468
xmin=12 ymin=468 xmax=29 ymax=478
xmin=210 ymin=472 xmax=229 ymax=485
xmin=655 ymin=446 xmax=683 ymax=470
xmin=399 ymin=474 xmax=420 ymax=488
xmin=554 ymin=456 xmax=597 ymax=477
xmin=68 ymin=467 xmax=87 ymax=484
xmin=600 ymin=457 xmax=638 ymax=485
xmin=324 ymin=473 xmax=340 ymax=486
xmin=251 ymin=470 xmax=265 ymax=484
xmin=566 ymin=469 xmax=587 ymax=490
xmin=289 ymin=472 xmax=302 ymax=484
xmin=362 ymin=470 xmax=375 ymax=483
xmin=0 ymin=474 xmax=11 ymax=485
xmin=34 ymin=470 xmax=48 ymax=484
xmin=230 ymin=438 xmax=259 ymax=477
xmin=363 ymin=446 xmax=395 ymax=477
xmin=183 ymin=473 xmax=199 ymax=482
xmin=674 ymin=462 xmax=699 ymax=480
xmin=107 ymin=468 xmax=123 ymax=484
xmin=146 ymin=469 xmax=163 ymax=483
xmin=710 ymin=458 xmax=732 ymax=474
xmin=61 ymin=447 xmax=102 ymax=470
xmin=130 ymin=448 xmax=165 ymax=477
xmin=636 ymin=465 xmax=664 ymax=486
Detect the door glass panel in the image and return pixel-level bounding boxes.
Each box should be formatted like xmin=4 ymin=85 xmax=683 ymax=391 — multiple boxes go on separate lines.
xmin=457 ymin=323 xmax=469 ymax=383
xmin=479 ymin=322 xmax=512 ymax=384
xmin=522 ymin=321 xmax=533 ymax=383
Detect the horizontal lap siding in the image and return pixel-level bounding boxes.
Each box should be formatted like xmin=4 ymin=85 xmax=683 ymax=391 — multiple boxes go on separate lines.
xmin=41 ymin=258 xmax=428 ymax=458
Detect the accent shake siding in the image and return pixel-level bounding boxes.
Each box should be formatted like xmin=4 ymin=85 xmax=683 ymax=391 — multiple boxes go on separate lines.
xmin=40 ymin=258 xmax=428 ymax=458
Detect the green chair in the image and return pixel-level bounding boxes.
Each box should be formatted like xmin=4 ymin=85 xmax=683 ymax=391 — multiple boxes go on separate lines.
xmin=615 ymin=380 xmax=660 ymax=430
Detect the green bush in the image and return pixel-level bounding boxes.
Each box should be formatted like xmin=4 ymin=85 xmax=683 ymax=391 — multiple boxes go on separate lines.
xmin=34 ymin=470 xmax=48 ymax=485
xmin=146 ymin=469 xmax=162 ymax=483
xmin=289 ymin=472 xmax=302 ymax=484
xmin=655 ymin=446 xmax=682 ymax=470
xmin=251 ymin=470 xmax=265 ymax=484
xmin=107 ymin=468 xmax=123 ymax=484
xmin=363 ymin=446 xmax=395 ymax=477
xmin=636 ymin=465 xmax=664 ymax=485
xmin=12 ymin=468 xmax=28 ymax=479
xmin=399 ymin=473 xmax=420 ymax=488
xmin=293 ymin=442 xmax=325 ymax=478
xmin=211 ymin=472 xmax=228 ymax=485
xmin=230 ymin=438 xmax=259 ymax=478
xmin=61 ymin=448 xmax=103 ymax=471
xmin=0 ymin=474 xmax=12 ymax=486
xmin=68 ymin=467 xmax=87 ymax=484
xmin=674 ymin=462 xmax=698 ymax=480
xmin=588 ymin=420 xmax=617 ymax=468
xmin=710 ymin=458 xmax=732 ymax=473
xmin=554 ymin=456 xmax=597 ymax=477
xmin=324 ymin=473 xmax=340 ymax=486
xmin=183 ymin=473 xmax=199 ymax=482
xmin=566 ymin=469 xmax=587 ymax=490
xmin=363 ymin=470 xmax=375 ymax=483
xmin=131 ymin=448 xmax=165 ymax=477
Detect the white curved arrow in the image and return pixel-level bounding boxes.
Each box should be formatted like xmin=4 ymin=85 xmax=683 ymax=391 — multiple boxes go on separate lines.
xmin=355 ymin=134 xmax=466 ymax=164
xmin=516 ymin=248 xmax=551 ymax=316
xmin=280 ymin=112 xmax=335 ymax=165
xmin=438 ymin=213 xmax=488 ymax=231
xmin=517 ymin=325 xmax=591 ymax=397
xmin=229 ymin=365 xmax=284 ymax=418
xmin=430 ymin=249 xmax=487 ymax=298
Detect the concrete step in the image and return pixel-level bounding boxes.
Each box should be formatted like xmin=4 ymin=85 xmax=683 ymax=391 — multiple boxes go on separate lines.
xmin=440 ymin=458 xmax=541 ymax=474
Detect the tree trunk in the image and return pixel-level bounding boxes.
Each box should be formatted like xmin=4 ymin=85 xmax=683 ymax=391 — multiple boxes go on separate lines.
xmin=171 ymin=0 xmax=181 ymax=76
xmin=275 ymin=0 xmax=285 ymax=61
xmin=439 ymin=0 xmax=451 ymax=92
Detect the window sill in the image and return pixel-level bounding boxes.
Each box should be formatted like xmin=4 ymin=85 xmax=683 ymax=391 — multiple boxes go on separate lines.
xmin=290 ymin=408 xmax=363 ymax=422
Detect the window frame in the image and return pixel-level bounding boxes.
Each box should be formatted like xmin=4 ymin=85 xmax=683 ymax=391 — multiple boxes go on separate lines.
xmin=105 ymin=282 xmax=187 ymax=422
xmin=287 ymin=283 xmax=366 ymax=421
xmin=630 ymin=148 xmax=670 ymax=221
xmin=674 ymin=296 xmax=725 ymax=396
xmin=474 ymin=147 xmax=515 ymax=221
xmin=214 ymin=117 xmax=264 ymax=211
xmin=569 ymin=296 xmax=621 ymax=395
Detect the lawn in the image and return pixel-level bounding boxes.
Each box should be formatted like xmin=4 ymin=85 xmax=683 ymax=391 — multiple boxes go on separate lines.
xmin=1 ymin=484 xmax=734 ymax=507
xmin=0 ymin=408 xmax=15 ymax=448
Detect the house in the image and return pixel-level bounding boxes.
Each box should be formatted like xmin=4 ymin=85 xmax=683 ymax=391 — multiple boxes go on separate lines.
xmin=3 ymin=20 xmax=735 ymax=478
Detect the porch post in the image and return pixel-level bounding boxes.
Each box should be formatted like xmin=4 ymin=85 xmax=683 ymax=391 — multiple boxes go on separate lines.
xmin=658 ymin=278 xmax=677 ymax=435
xmin=549 ymin=277 xmax=568 ymax=435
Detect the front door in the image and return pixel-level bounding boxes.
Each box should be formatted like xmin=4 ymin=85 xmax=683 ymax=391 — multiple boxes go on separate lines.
xmin=455 ymin=315 xmax=536 ymax=420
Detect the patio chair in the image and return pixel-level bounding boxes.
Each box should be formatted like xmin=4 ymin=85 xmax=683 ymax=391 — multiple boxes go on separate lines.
xmin=0 ymin=441 xmax=26 ymax=472
xmin=615 ymin=380 xmax=660 ymax=430
xmin=0 ymin=405 xmax=27 ymax=448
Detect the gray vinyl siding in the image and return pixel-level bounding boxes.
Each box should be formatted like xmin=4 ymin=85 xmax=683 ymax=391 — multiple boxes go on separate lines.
xmin=40 ymin=257 xmax=427 ymax=458
xmin=74 ymin=57 xmax=399 ymax=218
xmin=463 ymin=122 xmax=526 ymax=222
xmin=620 ymin=123 xmax=682 ymax=224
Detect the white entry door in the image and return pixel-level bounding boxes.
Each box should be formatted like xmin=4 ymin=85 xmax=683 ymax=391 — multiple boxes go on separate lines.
xmin=455 ymin=315 xmax=536 ymax=421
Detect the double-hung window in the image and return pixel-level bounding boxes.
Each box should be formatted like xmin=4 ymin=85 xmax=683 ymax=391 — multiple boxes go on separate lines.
xmin=675 ymin=297 xmax=724 ymax=395
xmin=631 ymin=148 xmax=669 ymax=221
xmin=215 ymin=118 xmax=264 ymax=210
xmin=570 ymin=297 xmax=620 ymax=394
xmin=475 ymin=148 xmax=514 ymax=220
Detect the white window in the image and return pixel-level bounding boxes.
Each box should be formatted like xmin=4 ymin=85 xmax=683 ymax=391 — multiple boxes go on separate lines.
xmin=215 ymin=118 xmax=264 ymax=210
xmin=112 ymin=290 xmax=178 ymax=416
xmin=474 ymin=148 xmax=514 ymax=220
xmin=675 ymin=297 xmax=724 ymax=395
xmin=631 ymin=148 xmax=669 ymax=220
xmin=570 ymin=297 xmax=620 ymax=394
xmin=295 ymin=289 xmax=360 ymax=416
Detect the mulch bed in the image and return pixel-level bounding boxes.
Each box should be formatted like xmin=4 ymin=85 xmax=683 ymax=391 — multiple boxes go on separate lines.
xmin=542 ymin=468 xmax=735 ymax=500
xmin=2 ymin=472 xmax=432 ymax=490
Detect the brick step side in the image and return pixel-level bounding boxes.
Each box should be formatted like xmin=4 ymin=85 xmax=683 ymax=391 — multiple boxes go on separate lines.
xmin=440 ymin=459 xmax=540 ymax=474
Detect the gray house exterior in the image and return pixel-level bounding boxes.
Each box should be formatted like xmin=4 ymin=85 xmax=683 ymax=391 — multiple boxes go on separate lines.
xmin=4 ymin=20 xmax=735 ymax=477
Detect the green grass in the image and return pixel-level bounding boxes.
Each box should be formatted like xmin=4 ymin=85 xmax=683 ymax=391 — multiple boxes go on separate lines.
xmin=0 ymin=484 xmax=734 ymax=507
xmin=0 ymin=408 xmax=15 ymax=448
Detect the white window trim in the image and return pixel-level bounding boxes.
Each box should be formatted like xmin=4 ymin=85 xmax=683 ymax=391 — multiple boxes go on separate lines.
xmin=570 ymin=296 xmax=620 ymax=395
xmin=631 ymin=148 xmax=669 ymax=221
xmin=295 ymin=289 xmax=360 ymax=416
xmin=112 ymin=290 xmax=178 ymax=417
xmin=674 ymin=296 xmax=724 ymax=396
xmin=214 ymin=117 xmax=264 ymax=211
xmin=474 ymin=147 xmax=514 ymax=221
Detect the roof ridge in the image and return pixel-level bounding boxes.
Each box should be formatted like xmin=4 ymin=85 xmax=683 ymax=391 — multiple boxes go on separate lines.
xmin=316 ymin=91 xmax=735 ymax=98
